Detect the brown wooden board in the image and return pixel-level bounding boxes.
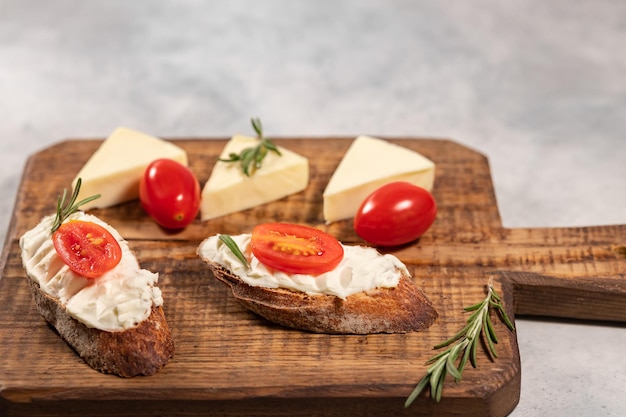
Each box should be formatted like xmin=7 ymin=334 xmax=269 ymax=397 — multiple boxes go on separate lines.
xmin=1 ymin=138 xmax=624 ymax=417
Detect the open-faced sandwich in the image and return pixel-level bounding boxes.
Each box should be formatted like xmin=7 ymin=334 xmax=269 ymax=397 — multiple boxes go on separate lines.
xmin=19 ymin=180 xmax=174 ymax=377
xmin=198 ymin=222 xmax=437 ymax=334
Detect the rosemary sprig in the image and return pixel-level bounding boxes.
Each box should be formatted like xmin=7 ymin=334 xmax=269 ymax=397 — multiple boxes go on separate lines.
xmin=50 ymin=178 xmax=101 ymax=233
xmin=404 ymin=278 xmax=515 ymax=407
xmin=218 ymin=234 xmax=250 ymax=268
xmin=219 ymin=117 xmax=282 ymax=177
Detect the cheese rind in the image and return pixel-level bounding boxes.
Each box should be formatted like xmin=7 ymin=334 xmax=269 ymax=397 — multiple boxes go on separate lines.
xmin=323 ymin=135 xmax=435 ymax=223
xmin=72 ymin=127 xmax=188 ymax=210
xmin=201 ymin=135 xmax=309 ymax=221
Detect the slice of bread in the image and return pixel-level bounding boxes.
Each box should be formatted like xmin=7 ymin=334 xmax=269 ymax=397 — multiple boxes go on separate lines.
xmin=27 ymin=278 xmax=174 ymax=377
xmin=200 ymin=258 xmax=438 ymax=334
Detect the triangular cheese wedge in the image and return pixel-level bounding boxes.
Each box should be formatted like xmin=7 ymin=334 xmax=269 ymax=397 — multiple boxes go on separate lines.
xmin=72 ymin=127 xmax=188 ymax=210
xmin=201 ymin=135 xmax=309 ymax=220
xmin=323 ymin=135 xmax=435 ymax=223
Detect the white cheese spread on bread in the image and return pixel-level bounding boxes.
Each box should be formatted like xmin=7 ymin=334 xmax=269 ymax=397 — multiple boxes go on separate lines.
xmin=20 ymin=212 xmax=163 ymax=332
xmin=198 ymin=233 xmax=409 ymax=299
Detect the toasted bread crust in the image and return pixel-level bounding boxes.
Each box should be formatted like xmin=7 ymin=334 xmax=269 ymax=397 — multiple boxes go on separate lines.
xmin=27 ymin=279 xmax=175 ymax=377
xmin=202 ymin=260 xmax=438 ymax=334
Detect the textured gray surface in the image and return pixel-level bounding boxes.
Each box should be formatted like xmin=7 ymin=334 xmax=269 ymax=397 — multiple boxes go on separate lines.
xmin=1 ymin=1 xmax=625 ymax=416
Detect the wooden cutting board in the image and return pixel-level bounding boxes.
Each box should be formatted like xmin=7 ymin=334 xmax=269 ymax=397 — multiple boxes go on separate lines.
xmin=1 ymin=138 xmax=624 ymax=417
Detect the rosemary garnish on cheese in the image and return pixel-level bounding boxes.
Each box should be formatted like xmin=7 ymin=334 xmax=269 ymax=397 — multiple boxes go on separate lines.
xmin=219 ymin=118 xmax=282 ymax=177
xmin=404 ymin=278 xmax=515 ymax=406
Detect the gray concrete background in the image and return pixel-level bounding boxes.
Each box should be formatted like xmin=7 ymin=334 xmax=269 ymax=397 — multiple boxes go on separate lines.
xmin=1 ymin=1 xmax=625 ymax=416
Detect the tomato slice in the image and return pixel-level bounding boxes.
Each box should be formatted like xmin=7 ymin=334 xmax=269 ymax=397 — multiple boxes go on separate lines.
xmin=52 ymin=220 xmax=122 ymax=278
xmin=250 ymin=223 xmax=344 ymax=275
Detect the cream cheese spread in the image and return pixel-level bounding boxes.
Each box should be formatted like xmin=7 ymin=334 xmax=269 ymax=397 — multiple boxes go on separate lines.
xmin=198 ymin=233 xmax=409 ymax=299
xmin=19 ymin=212 xmax=163 ymax=332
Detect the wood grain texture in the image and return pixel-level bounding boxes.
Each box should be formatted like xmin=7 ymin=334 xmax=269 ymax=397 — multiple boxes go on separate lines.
xmin=0 ymin=137 xmax=624 ymax=417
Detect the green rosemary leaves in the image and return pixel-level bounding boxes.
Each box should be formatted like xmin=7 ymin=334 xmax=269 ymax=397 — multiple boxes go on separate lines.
xmin=219 ymin=118 xmax=282 ymax=177
xmin=405 ymin=278 xmax=515 ymax=406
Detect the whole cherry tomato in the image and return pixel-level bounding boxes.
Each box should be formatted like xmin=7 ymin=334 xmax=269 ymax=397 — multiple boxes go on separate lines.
xmin=139 ymin=159 xmax=201 ymax=230
xmin=354 ymin=181 xmax=437 ymax=247
xmin=250 ymin=222 xmax=344 ymax=275
xmin=53 ymin=220 xmax=122 ymax=278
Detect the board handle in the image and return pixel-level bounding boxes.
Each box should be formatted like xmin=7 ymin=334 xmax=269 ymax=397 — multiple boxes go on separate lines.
xmin=497 ymin=224 xmax=626 ymax=322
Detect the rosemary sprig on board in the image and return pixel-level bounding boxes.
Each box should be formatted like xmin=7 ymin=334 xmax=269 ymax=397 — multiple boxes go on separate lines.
xmin=404 ymin=278 xmax=515 ymax=407
xmin=219 ymin=117 xmax=282 ymax=176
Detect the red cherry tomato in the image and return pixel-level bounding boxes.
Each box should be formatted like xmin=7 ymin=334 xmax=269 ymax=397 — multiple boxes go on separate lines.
xmin=52 ymin=220 xmax=122 ymax=278
xmin=250 ymin=223 xmax=344 ymax=275
xmin=354 ymin=181 xmax=437 ymax=247
xmin=139 ymin=159 xmax=200 ymax=230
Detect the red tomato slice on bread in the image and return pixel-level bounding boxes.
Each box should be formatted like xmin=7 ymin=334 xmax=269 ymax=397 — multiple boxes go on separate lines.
xmin=250 ymin=223 xmax=344 ymax=275
xmin=52 ymin=220 xmax=122 ymax=278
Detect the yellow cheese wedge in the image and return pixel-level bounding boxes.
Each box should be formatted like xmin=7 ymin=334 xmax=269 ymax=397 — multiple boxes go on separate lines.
xmin=323 ymin=135 xmax=435 ymax=223
xmin=72 ymin=127 xmax=188 ymax=210
xmin=201 ymin=135 xmax=309 ymax=221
